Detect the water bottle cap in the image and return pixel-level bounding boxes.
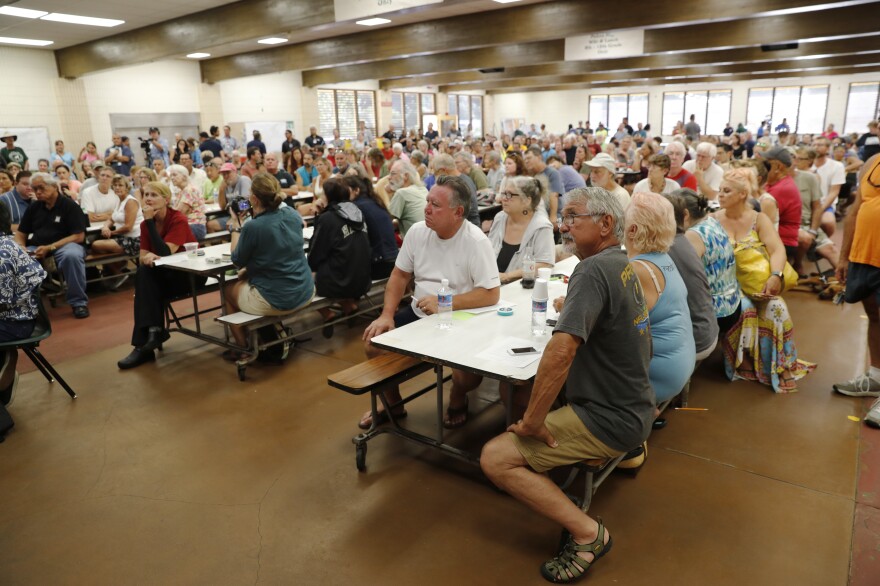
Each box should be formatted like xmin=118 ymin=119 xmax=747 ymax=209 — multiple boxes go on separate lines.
xmin=532 ymin=278 xmax=548 ymax=300
xmin=441 ymin=278 xmax=449 ymax=287
xmin=537 ymin=267 xmax=551 ymax=281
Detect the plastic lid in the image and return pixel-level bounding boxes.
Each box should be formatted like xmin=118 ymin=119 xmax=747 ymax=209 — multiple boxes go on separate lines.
xmin=441 ymin=278 xmax=449 ymax=287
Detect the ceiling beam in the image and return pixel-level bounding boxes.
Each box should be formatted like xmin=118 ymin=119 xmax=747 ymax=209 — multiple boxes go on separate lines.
xmin=201 ymin=0 xmax=850 ymax=83
xmin=437 ymin=52 xmax=880 ymax=92
xmin=378 ymin=34 xmax=880 ymax=89
xmin=55 ymin=0 xmax=335 ymax=79
xmin=302 ymin=41 xmax=563 ymax=87
xmin=484 ymin=65 xmax=880 ymax=94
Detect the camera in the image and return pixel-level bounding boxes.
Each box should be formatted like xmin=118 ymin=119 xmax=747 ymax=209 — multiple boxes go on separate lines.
xmin=227 ymin=196 xmax=251 ymax=215
xmin=137 ymin=137 xmax=151 ymax=151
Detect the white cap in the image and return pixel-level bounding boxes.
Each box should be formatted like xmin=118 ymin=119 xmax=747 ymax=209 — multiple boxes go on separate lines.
xmin=532 ymin=278 xmax=548 ymax=300
xmin=441 ymin=278 xmax=449 ymax=288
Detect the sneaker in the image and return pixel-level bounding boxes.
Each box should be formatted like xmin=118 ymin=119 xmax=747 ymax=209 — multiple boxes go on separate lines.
xmin=72 ymin=305 xmax=90 ymax=319
xmin=833 ymin=374 xmax=880 ymax=398
xmin=866 ymin=398 xmax=880 ymax=429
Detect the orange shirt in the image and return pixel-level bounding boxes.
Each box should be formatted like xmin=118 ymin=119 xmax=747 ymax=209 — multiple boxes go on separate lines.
xmin=850 ymin=156 xmax=880 ymax=268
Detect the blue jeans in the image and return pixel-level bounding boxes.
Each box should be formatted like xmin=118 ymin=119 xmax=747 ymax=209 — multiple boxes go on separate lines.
xmin=39 ymin=243 xmax=88 ymax=307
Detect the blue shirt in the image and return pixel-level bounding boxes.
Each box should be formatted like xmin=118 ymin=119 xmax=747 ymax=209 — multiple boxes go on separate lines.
xmin=105 ymin=145 xmax=135 ymax=176
xmin=296 ymin=166 xmax=317 ymax=187
xmin=49 ymin=152 xmax=75 ymax=169
xmin=149 ymin=137 xmax=170 ymax=166
xmin=353 ymin=195 xmax=398 ymax=264
xmin=231 ymin=206 xmax=314 ymax=311
xmin=0 ymin=235 xmax=46 ymax=321
xmin=0 ymin=189 xmax=31 ymax=225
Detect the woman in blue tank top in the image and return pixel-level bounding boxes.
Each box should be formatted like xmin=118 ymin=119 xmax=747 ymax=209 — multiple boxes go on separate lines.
xmin=625 ymin=192 xmax=697 ymax=404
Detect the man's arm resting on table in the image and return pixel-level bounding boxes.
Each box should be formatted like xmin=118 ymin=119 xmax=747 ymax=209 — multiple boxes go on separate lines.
xmin=508 ymin=331 xmax=582 ymax=447
xmin=453 ymin=285 xmax=500 ymax=310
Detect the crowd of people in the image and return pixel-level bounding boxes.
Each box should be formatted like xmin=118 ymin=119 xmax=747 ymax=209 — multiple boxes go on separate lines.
xmin=1 ymin=113 xmax=879 ymax=581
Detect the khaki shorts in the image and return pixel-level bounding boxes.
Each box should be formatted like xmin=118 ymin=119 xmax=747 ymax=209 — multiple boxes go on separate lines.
xmin=510 ymin=405 xmax=623 ymax=474
xmin=237 ymin=282 xmax=315 ymax=316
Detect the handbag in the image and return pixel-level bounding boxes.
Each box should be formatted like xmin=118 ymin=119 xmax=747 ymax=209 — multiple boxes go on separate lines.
xmin=733 ymin=237 xmax=798 ymax=298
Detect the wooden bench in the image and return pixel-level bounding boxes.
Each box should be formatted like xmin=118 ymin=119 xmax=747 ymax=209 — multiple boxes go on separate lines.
xmin=202 ymin=230 xmax=230 ymax=244
xmin=328 ymin=353 xmax=435 ymax=471
xmin=215 ymin=279 xmax=389 ymax=380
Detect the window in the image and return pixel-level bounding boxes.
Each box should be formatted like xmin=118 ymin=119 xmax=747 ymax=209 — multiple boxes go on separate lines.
xmin=448 ymin=94 xmax=483 ymax=136
xmin=588 ymin=93 xmax=649 ymax=129
xmin=844 ymin=82 xmax=880 ymax=134
xmin=746 ymin=85 xmax=829 ymax=134
xmin=317 ymin=89 xmax=376 ymax=140
xmin=392 ymin=91 xmax=436 ymax=135
xmin=663 ymin=90 xmax=732 ymax=135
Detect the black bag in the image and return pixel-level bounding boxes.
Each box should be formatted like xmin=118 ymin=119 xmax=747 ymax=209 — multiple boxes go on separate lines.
xmin=255 ymin=324 xmax=292 ymax=364
xmin=0 ymin=405 xmax=13 ymax=443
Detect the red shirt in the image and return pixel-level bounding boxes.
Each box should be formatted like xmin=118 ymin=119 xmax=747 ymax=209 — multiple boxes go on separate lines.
xmin=668 ymin=168 xmax=698 ymax=191
xmin=766 ymin=175 xmax=802 ymax=247
xmin=140 ymin=208 xmax=196 ymax=254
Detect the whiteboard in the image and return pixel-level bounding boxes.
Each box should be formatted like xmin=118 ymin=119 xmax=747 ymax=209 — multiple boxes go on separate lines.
xmin=0 ymin=127 xmax=51 ymax=164
xmin=242 ymin=121 xmax=293 ymax=156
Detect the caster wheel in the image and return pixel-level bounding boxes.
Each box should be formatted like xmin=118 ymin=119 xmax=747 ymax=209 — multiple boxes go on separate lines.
xmin=356 ymin=444 xmax=367 ymax=472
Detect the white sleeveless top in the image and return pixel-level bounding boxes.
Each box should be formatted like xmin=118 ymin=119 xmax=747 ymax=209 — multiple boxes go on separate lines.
xmin=111 ymin=194 xmax=144 ymax=238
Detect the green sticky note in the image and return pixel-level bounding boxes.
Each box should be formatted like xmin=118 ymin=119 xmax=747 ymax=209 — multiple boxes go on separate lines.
xmin=452 ymin=311 xmax=475 ymax=321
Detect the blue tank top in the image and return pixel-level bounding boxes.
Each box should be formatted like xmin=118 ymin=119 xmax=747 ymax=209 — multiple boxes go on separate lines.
xmin=631 ymin=252 xmax=696 ymax=403
xmin=689 ymin=216 xmax=740 ymax=319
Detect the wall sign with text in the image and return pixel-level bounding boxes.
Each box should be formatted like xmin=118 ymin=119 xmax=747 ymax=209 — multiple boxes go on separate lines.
xmin=565 ymin=30 xmax=645 ymax=61
xmin=334 ymin=0 xmax=443 ymax=22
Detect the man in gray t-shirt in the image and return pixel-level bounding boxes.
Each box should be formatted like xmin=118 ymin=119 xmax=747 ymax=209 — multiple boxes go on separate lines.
xmin=480 ymin=186 xmax=652 ymax=581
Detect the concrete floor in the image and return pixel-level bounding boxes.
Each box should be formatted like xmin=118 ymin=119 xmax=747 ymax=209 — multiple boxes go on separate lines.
xmin=0 ymin=285 xmax=877 ymax=585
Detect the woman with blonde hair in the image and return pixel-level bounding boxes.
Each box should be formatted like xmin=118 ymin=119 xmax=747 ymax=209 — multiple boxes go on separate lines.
xmin=222 ymin=172 xmax=314 ymax=360
xmin=714 ymin=168 xmax=814 ymax=392
xmin=117 ymin=181 xmax=199 ymax=369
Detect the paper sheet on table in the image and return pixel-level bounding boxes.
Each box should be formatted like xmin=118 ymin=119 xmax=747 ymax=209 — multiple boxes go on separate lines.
xmin=153 ymin=254 xmax=189 ymax=266
xmin=460 ymin=300 xmax=516 ymax=315
xmin=474 ymin=337 xmax=547 ymax=368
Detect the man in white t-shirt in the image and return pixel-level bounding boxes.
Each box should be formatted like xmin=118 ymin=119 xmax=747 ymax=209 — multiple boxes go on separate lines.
xmin=812 ymin=136 xmax=846 ymax=237
xmin=79 ymin=166 xmax=118 ymax=222
xmin=683 ymin=142 xmax=723 ymax=201
xmin=359 ymin=175 xmax=501 ymax=430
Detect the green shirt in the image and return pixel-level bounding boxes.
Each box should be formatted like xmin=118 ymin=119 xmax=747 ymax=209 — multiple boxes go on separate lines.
xmin=388 ymin=184 xmax=428 ymax=238
xmin=468 ymin=166 xmax=489 ymax=191
xmin=0 ymin=146 xmax=27 ymax=168
xmin=202 ymin=176 xmax=223 ymax=201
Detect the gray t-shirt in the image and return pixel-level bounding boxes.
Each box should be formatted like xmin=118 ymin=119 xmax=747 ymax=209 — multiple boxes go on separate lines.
xmin=666 ymin=233 xmax=719 ymax=354
xmin=556 ymin=247 xmax=654 ymax=452
xmin=458 ymin=173 xmax=481 ymax=227
xmin=793 ymin=169 xmax=821 ymax=226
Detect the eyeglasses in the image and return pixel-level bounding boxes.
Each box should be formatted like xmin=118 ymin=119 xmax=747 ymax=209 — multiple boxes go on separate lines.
xmin=497 ymin=190 xmax=522 ymax=200
xmin=557 ymin=212 xmax=604 ymax=227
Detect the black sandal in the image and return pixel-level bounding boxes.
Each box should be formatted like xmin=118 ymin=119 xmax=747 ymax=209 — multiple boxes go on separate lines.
xmin=540 ymin=517 xmax=612 ymax=583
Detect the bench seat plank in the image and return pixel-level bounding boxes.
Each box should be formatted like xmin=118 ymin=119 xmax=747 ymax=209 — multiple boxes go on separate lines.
xmin=328 ymin=353 xmax=431 ymax=394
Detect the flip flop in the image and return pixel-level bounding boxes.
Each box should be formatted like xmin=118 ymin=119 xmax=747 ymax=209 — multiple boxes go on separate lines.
xmin=443 ymin=396 xmax=469 ymax=429
xmin=358 ymin=408 xmax=408 ymax=430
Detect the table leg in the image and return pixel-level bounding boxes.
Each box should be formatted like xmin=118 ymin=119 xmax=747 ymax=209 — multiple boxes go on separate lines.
xmin=188 ymin=274 xmax=202 ymax=335
xmin=217 ymin=271 xmax=230 ymax=342
xmin=435 ymin=364 xmax=444 ymax=442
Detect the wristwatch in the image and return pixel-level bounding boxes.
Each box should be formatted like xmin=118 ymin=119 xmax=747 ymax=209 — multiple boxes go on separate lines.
xmin=229 ymin=227 xmax=241 ymax=233
xmin=770 ymin=270 xmax=783 ymax=279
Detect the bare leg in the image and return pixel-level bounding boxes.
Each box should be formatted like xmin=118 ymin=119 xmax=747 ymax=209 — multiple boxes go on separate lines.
xmin=499 ymin=382 xmax=533 ymax=422
xmin=224 ymin=281 xmax=248 ymax=347
xmin=817 ymin=243 xmax=839 ymax=272
xmin=863 ymin=296 xmax=880 ymax=368
xmin=359 ymin=339 xmax=404 ymax=427
xmin=481 ymin=434 xmax=609 ymax=570
xmin=445 ymin=369 xmax=483 ymax=427
xmin=820 ymin=211 xmax=836 ymax=238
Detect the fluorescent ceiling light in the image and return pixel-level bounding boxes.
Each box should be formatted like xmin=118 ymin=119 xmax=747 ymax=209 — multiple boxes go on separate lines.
xmin=493 ymin=0 xmax=523 ymax=3
xmin=41 ymin=13 xmax=124 ymax=27
xmin=0 ymin=6 xmax=48 ymax=18
xmin=186 ymin=52 xmax=211 ymax=59
xmin=0 ymin=36 xmax=53 ymax=46
xmin=356 ymin=18 xmax=390 ymax=26
xmin=258 ymin=37 xmax=288 ymax=45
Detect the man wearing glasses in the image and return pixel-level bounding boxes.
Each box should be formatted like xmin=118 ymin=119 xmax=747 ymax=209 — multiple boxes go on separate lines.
xmin=481 ymin=186 xmax=652 ymax=583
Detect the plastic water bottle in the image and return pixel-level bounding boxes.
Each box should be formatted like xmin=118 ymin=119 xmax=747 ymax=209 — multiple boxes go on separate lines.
xmin=531 ymin=278 xmax=548 ymax=336
xmin=521 ymin=247 xmax=536 ymax=289
xmin=437 ymin=278 xmax=453 ymax=329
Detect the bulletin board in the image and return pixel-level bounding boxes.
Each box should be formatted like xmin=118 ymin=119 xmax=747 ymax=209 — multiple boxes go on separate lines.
xmin=0 ymin=126 xmax=51 ymax=162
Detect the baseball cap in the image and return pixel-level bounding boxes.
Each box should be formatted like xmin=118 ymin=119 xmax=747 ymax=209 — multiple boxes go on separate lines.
xmin=585 ymin=152 xmax=616 ymax=173
xmin=763 ymin=145 xmax=792 ymax=166
xmin=148 ymin=127 xmax=159 ymax=133
xmin=219 ymin=162 xmax=237 ymax=173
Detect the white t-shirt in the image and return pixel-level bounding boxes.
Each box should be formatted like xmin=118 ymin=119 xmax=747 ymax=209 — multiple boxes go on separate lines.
xmin=609 ymin=183 xmax=631 ymax=210
xmin=633 ymin=177 xmax=679 ymax=195
xmin=188 ymin=168 xmax=208 ymax=192
xmin=812 ymin=158 xmax=845 ymax=204
xmin=682 ymin=160 xmax=723 ymax=198
xmin=395 ymin=220 xmax=501 ymax=317
xmin=79 ymin=184 xmax=118 ymax=215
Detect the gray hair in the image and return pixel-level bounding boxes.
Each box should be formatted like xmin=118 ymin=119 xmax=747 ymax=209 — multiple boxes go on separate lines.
xmin=484 ymin=150 xmax=502 ymax=166
xmin=565 ymin=186 xmax=625 ymax=241
xmin=504 ymin=175 xmax=546 ymax=211
xmin=453 ymin=152 xmax=474 ymax=170
xmin=664 ymin=141 xmax=686 ymax=156
xmin=435 ymin=174 xmax=471 ymax=218
xmin=696 ymin=141 xmax=717 ymax=157
xmin=394 ymin=161 xmax=422 ymax=186
xmin=167 ymin=163 xmax=190 ymax=177
xmin=30 ymin=172 xmax=59 ymax=188
xmin=432 ymin=153 xmax=455 ymax=173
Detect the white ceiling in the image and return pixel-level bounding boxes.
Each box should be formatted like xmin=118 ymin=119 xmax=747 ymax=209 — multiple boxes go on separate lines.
xmin=0 ymin=0 xmax=240 ymax=48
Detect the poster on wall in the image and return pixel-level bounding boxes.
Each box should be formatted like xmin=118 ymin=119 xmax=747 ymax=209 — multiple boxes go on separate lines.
xmin=565 ymin=29 xmax=644 ymax=61
xmin=0 ymin=127 xmax=51 ymax=162
xmin=334 ymin=0 xmax=442 ymax=22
